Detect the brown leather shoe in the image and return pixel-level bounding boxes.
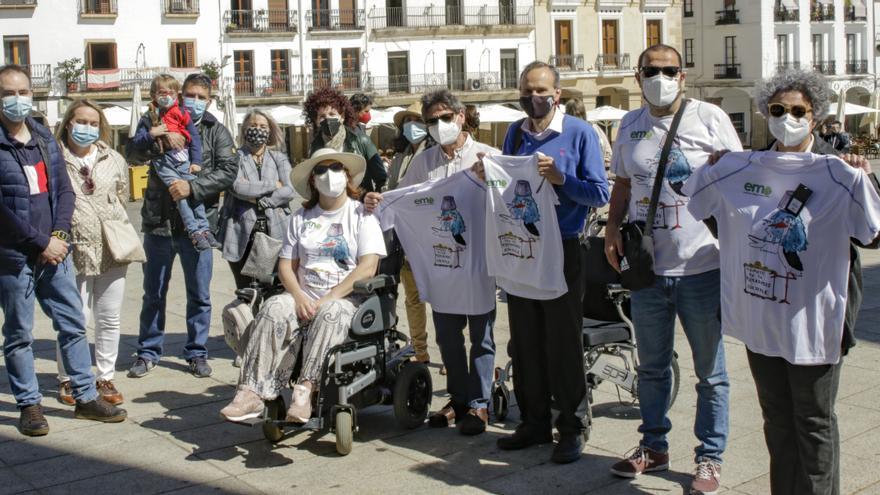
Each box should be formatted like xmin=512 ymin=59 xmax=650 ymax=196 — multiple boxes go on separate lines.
xmin=96 ymin=380 xmax=124 ymax=406
xmin=458 ymin=407 xmax=488 ymax=436
xmin=58 ymin=381 xmax=75 ymax=406
xmin=428 ymin=401 xmax=457 ymax=428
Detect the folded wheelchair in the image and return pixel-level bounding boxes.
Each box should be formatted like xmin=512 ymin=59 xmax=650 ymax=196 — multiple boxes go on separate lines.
xmin=225 ymin=233 xmax=433 ymax=456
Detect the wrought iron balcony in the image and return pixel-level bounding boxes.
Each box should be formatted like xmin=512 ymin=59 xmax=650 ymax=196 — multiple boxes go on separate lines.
xmin=845 ymin=6 xmax=867 ymax=21
xmin=776 ymin=61 xmax=801 ymax=72
xmin=368 ymin=72 xmax=505 ymax=95
xmin=306 ymin=9 xmax=366 ymax=31
xmin=596 ymin=53 xmax=631 ymax=74
xmin=224 ymin=9 xmax=297 ymax=33
xmin=368 ymin=5 xmax=533 ymax=29
xmin=715 ymin=9 xmax=739 ymax=25
xmin=78 ymin=0 xmax=116 ymax=16
xmin=0 ymin=0 xmax=37 ymax=7
xmin=714 ymin=63 xmax=741 ymax=79
xmin=774 ymin=7 xmax=799 ymax=22
xmin=811 ymin=4 xmax=834 ymax=21
xmin=846 ymin=59 xmax=868 ymax=74
xmin=72 ymin=67 xmax=198 ymax=92
xmin=548 ymin=54 xmax=585 ymax=72
xmin=813 ymin=61 xmax=835 ymax=74
xmin=23 ymin=64 xmax=51 ymax=89
xmin=164 ymin=0 xmax=198 ymax=16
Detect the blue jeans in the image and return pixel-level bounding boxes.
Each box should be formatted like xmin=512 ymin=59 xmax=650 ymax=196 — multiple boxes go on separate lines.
xmin=153 ymin=154 xmax=208 ymax=236
xmin=0 ymin=258 xmax=98 ymax=407
xmin=630 ymin=268 xmax=729 ymax=463
xmin=432 ymin=310 xmax=496 ymax=410
xmin=137 ymin=233 xmax=212 ymax=363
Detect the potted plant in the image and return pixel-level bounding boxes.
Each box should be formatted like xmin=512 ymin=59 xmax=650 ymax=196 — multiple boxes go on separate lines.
xmin=56 ymin=58 xmax=84 ymax=92
xmin=199 ymin=59 xmax=221 ymax=88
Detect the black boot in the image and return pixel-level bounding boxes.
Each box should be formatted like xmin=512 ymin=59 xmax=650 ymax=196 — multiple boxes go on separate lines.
xmin=551 ymin=432 xmax=585 ymax=464
xmin=75 ymin=397 xmax=127 ymax=423
xmin=496 ymin=424 xmax=553 ymax=450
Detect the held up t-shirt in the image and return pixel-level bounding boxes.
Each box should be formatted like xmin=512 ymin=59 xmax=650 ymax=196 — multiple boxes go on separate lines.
xmin=280 ymin=198 xmax=387 ymax=300
xmin=684 ymin=151 xmax=880 ymax=365
xmin=611 ymin=99 xmax=743 ymax=276
xmin=378 ymin=170 xmax=495 ymax=315
xmin=483 ymin=154 xmax=567 ymax=300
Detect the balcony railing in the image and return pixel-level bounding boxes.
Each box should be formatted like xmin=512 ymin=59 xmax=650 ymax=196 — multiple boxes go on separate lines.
xmin=224 ymin=9 xmax=297 ymax=32
xmin=368 ymin=6 xmax=533 ymax=29
xmin=368 ymin=72 xmax=506 ymax=95
xmin=164 ymin=0 xmax=198 ymax=15
xmin=714 ymin=63 xmax=742 ymax=79
xmin=813 ymin=61 xmax=835 ymax=74
xmin=811 ymin=4 xmax=834 ymax=21
xmin=78 ymin=0 xmax=117 ymax=15
xmin=23 ymin=64 xmax=51 ymax=89
xmin=774 ymin=7 xmax=799 ymax=22
xmin=683 ymin=8 xmax=693 ymax=17
xmin=306 ymin=9 xmax=366 ymax=31
xmin=0 ymin=0 xmax=38 ymax=6
xmin=845 ymin=6 xmax=867 ymax=21
xmin=549 ymin=54 xmax=585 ymax=72
xmin=846 ymin=59 xmax=868 ymax=74
xmin=73 ymin=67 xmax=199 ymax=92
xmin=596 ymin=53 xmax=631 ymax=73
xmin=776 ymin=61 xmax=801 ymax=72
xmin=715 ymin=9 xmax=739 ymax=24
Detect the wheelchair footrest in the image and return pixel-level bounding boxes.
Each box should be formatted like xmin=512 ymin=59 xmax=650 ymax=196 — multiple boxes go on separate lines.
xmin=268 ymin=417 xmax=322 ymax=431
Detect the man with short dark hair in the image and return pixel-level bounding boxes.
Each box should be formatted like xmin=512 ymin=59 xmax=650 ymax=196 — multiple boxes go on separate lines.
xmin=493 ymin=60 xmax=609 ymax=464
xmin=127 ymin=73 xmax=238 ymax=379
xmin=0 ymin=65 xmax=126 ymax=436
xmin=825 ymin=120 xmax=852 ymax=152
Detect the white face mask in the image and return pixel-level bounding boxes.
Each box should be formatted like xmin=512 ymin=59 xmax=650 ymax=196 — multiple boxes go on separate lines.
xmin=429 ymin=119 xmax=461 ymax=146
xmin=314 ymin=169 xmax=348 ymax=198
xmin=768 ymin=114 xmax=812 ymax=147
xmin=642 ymin=74 xmax=681 ymax=108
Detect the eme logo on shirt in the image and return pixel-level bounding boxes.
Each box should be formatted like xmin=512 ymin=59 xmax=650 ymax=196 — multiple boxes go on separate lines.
xmin=24 ymin=160 xmax=49 ymax=195
xmin=630 ymin=130 xmax=654 ymax=141
xmin=744 ymin=182 xmax=773 ymax=197
xmin=413 ymin=196 xmax=434 ymax=206
xmin=485 ymin=179 xmax=508 ymax=189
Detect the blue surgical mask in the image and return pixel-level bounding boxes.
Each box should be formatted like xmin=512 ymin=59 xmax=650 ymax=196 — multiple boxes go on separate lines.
xmin=157 ymin=95 xmax=176 ymax=109
xmin=70 ymin=123 xmax=100 ymax=146
xmin=2 ymin=95 xmax=32 ymax=123
xmin=402 ymin=121 xmax=427 ymax=144
xmin=183 ymin=97 xmax=207 ymax=121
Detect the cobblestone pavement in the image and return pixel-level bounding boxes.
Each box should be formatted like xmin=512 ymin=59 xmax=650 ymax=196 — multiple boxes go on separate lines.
xmin=2 ymin=201 xmax=880 ymax=494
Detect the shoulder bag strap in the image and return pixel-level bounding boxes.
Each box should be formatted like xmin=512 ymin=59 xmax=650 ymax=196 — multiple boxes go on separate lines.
xmin=644 ymin=99 xmax=688 ymax=238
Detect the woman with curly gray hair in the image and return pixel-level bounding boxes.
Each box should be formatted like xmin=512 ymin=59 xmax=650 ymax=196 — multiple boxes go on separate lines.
xmin=685 ymin=68 xmax=880 ymax=495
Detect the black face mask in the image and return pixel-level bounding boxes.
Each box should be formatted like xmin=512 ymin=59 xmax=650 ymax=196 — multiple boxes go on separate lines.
xmin=519 ymin=95 xmax=555 ymax=119
xmin=320 ymin=117 xmax=342 ymax=138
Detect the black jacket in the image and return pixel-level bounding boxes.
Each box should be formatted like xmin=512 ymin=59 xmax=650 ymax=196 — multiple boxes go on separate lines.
xmin=127 ymin=112 xmax=238 ymax=236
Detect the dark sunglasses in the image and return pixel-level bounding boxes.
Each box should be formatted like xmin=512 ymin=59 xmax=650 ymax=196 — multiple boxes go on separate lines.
xmin=312 ymin=162 xmax=345 ymax=176
xmin=768 ymin=103 xmax=812 ymax=119
xmin=79 ymin=166 xmax=95 ymax=195
xmin=639 ymin=66 xmax=682 ymax=78
xmin=425 ymin=113 xmax=456 ymax=126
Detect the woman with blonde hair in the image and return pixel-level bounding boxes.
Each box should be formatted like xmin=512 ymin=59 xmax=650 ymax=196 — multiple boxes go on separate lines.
xmin=54 ymin=99 xmax=133 ymax=406
xmin=219 ymin=108 xmax=295 ymax=289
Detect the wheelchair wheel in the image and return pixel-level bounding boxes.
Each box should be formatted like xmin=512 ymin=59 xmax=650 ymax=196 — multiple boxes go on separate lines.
xmin=262 ymin=396 xmax=286 ymax=443
xmin=669 ymin=352 xmax=681 ymax=410
xmin=492 ymin=385 xmax=509 ymax=421
xmin=335 ymin=410 xmax=354 ymax=456
xmin=393 ymin=363 xmax=432 ymax=429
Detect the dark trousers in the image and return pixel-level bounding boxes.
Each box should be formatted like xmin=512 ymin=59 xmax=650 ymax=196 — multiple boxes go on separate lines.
xmin=432 ymin=310 xmax=496 ymax=410
xmin=507 ymin=238 xmax=587 ymax=435
xmin=747 ymin=349 xmax=842 ymax=495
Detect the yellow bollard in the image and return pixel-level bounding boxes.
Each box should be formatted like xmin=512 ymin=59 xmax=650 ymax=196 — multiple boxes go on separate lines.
xmin=128 ymin=165 xmax=149 ymax=201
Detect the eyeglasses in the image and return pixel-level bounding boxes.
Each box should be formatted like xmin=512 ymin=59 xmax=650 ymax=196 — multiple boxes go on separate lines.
xmin=638 ymin=66 xmax=682 ymax=78
xmin=312 ymin=162 xmax=345 ymax=176
xmin=425 ymin=113 xmax=456 ymax=126
xmin=768 ymin=103 xmax=812 ymax=119
xmin=79 ymin=166 xmax=95 ymax=195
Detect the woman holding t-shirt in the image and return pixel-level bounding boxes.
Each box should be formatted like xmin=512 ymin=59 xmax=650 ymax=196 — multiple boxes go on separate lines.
xmin=685 ymin=69 xmax=880 ymax=495
xmin=219 ymin=149 xmax=386 ymax=424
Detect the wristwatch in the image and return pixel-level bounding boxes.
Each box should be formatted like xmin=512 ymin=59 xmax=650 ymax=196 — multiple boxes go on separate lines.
xmin=51 ymin=230 xmax=70 ymax=242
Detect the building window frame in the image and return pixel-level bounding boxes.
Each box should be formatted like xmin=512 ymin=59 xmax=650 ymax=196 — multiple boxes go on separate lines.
xmin=169 ymin=40 xmax=197 ymax=69
xmin=684 ymin=38 xmax=694 ymax=68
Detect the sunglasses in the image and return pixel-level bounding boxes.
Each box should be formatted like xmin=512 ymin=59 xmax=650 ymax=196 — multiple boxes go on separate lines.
xmin=425 ymin=113 xmax=456 ymax=126
xmin=768 ymin=103 xmax=812 ymax=119
xmin=639 ymin=66 xmax=682 ymax=78
xmin=312 ymin=162 xmax=345 ymax=176
xmin=79 ymin=166 xmax=95 ymax=195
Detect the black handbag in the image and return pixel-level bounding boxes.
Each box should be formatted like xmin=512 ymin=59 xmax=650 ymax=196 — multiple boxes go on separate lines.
xmin=618 ymin=99 xmax=689 ymax=291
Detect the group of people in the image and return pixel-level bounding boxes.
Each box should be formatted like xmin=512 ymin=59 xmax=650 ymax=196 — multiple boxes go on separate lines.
xmin=1 ymin=41 xmax=878 ymax=495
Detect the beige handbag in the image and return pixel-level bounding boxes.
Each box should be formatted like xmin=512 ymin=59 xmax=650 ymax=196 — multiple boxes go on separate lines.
xmin=102 ymin=218 xmax=147 ymax=263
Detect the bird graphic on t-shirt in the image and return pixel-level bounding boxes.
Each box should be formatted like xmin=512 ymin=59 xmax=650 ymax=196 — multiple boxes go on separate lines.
xmin=663 ymin=148 xmax=692 ymax=196
xmin=748 ymin=209 xmax=808 ymax=272
xmin=437 ymin=195 xmax=467 ymax=246
xmin=318 ymin=223 xmax=352 ymax=270
xmin=507 ymin=180 xmax=541 ymax=237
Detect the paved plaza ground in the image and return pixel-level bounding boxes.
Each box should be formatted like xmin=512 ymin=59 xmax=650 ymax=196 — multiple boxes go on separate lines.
xmin=2 ymin=200 xmax=880 ymax=494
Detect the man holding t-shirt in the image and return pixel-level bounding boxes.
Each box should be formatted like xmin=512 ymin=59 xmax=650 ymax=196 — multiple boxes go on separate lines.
xmin=604 ymin=45 xmax=741 ymax=494
xmin=492 ymin=61 xmax=609 ymax=464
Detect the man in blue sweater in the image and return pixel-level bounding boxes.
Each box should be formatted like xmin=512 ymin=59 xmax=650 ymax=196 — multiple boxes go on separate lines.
xmin=494 ymin=61 xmax=609 ymax=463
xmin=0 ymin=65 xmax=126 ymax=436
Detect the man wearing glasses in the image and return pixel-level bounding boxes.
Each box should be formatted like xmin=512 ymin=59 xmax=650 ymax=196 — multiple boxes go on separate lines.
xmin=604 ymin=44 xmax=740 ymax=493
xmin=0 ymin=65 xmax=127 ymax=436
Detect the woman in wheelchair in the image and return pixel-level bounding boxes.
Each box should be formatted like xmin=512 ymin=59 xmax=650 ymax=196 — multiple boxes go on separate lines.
xmin=220 ymin=148 xmax=387 ymax=424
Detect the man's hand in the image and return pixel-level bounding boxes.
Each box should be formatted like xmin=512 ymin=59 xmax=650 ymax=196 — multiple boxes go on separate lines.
xmin=840 ymin=153 xmax=872 ymax=174
xmin=707 ymin=149 xmax=731 ymax=165
xmin=604 ymin=226 xmax=623 ymax=273
xmin=189 ymin=164 xmax=202 ymax=174
xmin=149 ymin=124 xmax=168 ymax=139
xmin=39 ymin=237 xmax=69 ymax=265
xmin=537 ymin=153 xmax=565 ymax=185
xmin=165 ymin=132 xmax=186 ymax=150
xmin=364 ymin=192 xmax=383 ymax=212
xmin=471 ymin=152 xmax=487 ymax=182
xmin=276 ymin=181 xmax=283 ymax=189
xmin=169 ymin=179 xmax=191 ymax=201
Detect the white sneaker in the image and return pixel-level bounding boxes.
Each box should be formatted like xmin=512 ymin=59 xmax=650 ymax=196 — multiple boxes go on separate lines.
xmin=286 ymin=384 xmax=312 ymax=423
xmin=220 ymin=388 xmax=263 ymax=422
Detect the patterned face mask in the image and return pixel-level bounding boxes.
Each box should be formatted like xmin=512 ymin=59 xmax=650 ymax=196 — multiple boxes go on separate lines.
xmin=245 ymin=126 xmax=270 ymax=146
